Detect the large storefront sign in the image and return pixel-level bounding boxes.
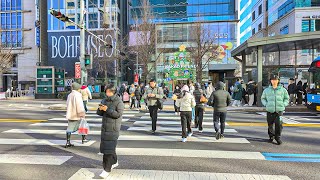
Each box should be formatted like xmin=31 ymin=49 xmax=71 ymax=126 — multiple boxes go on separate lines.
xmin=48 ymin=30 xmax=115 ymax=77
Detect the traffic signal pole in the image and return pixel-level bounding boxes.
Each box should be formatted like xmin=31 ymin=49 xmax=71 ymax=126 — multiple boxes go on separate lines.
xmin=80 ymin=0 xmax=87 ymax=85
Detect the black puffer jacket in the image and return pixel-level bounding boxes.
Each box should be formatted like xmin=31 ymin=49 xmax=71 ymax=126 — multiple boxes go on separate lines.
xmin=97 ymin=95 xmax=124 ymax=154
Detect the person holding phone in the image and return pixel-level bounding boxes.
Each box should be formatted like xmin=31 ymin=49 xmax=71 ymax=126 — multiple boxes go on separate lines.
xmin=97 ymin=84 xmax=124 ymax=178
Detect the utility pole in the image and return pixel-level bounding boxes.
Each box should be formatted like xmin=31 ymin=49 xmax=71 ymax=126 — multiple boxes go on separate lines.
xmin=80 ymin=0 xmax=87 ymax=85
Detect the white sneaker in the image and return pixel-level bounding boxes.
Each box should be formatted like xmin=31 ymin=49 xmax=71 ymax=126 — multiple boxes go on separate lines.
xmin=188 ymin=132 xmax=193 ymax=137
xmin=111 ymin=161 xmax=119 ymax=169
xmin=175 ymin=112 xmax=178 ymax=115
xmin=199 ymin=130 xmax=203 ymax=133
xmin=97 ymin=152 xmax=103 ymax=156
xmin=99 ymin=170 xmax=109 ymax=179
xmin=182 ymin=138 xmax=187 ymax=142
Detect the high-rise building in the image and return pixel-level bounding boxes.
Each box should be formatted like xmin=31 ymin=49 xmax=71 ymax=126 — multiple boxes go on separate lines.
xmin=129 ymin=0 xmax=239 ymax=86
xmin=0 ymin=0 xmax=39 ymax=92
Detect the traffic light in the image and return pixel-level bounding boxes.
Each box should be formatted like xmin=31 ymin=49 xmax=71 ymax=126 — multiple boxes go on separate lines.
xmin=50 ymin=8 xmax=69 ymax=22
xmin=84 ymin=54 xmax=93 ymax=69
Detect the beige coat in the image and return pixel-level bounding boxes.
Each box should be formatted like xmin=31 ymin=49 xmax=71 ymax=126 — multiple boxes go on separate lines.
xmin=176 ymin=92 xmax=196 ymax=112
xmin=66 ymin=90 xmax=85 ymax=120
xmin=80 ymin=87 xmax=92 ymax=101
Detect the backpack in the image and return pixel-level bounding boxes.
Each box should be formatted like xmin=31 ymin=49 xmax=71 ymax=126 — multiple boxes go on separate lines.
xmin=247 ymin=84 xmax=255 ymax=95
xmin=123 ymin=92 xmax=130 ymax=102
xmin=134 ymin=88 xmax=141 ymax=97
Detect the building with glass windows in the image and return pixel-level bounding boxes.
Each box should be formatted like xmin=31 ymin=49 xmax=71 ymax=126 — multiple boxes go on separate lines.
xmin=129 ymin=0 xmax=239 ymax=87
xmin=0 ymin=0 xmax=39 ymax=92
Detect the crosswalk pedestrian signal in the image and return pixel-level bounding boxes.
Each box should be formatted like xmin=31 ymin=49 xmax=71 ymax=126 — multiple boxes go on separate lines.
xmin=50 ymin=8 xmax=69 ymax=22
xmin=84 ymin=54 xmax=93 ymax=69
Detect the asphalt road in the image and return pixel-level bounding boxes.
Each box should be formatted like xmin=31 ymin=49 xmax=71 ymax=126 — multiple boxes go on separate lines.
xmin=0 ymin=100 xmax=319 ymax=180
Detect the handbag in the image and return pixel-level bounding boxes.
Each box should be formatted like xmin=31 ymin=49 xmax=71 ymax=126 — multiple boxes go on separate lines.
xmin=78 ymin=118 xmax=90 ymax=135
xmin=200 ymin=95 xmax=208 ymax=103
xmin=156 ymin=99 xmax=163 ymax=110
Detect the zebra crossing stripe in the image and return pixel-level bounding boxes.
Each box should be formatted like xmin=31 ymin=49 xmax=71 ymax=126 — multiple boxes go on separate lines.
xmin=75 ymin=114 xmax=135 ymax=117
xmin=133 ymin=120 xmax=229 ymax=126
xmin=30 ymin=123 xmax=102 ymax=127
xmin=144 ymin=113 xmax=214 ymax=117
xmin=3 ymin=129 xmax=102 ymax=135
xmin=127 ymin=127 xmax=237 ymax=133
xmin=118 ymin=135 xmax=249 ymax=143
xmin=0 ymin=154 xmax=72 ymax=165
xmin=257 ymin=112 xmax=300 ymax=124
xmin=117 ymin=148 xmax=265 ymax=160
xmin=140 ymin=116 xmax=213 ymax=120
xmin=69 ymin=169 xmax=291 ymax=180
xmin=48 ymin=118 xmax=129 ymax=122
xmin=0 ymin=138 xmax=95 ymax=146
xmin=87 ymin=110 xmax=139 ymax=114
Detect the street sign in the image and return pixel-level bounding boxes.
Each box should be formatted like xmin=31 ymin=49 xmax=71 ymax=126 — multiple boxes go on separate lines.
xmin=75 ymin=62 xmax=81 ymax=79
xmin=65 ymin=79 xmax=74 ymax=87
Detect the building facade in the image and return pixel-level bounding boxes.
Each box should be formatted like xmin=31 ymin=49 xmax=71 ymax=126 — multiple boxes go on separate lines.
xmin=0 ymin=0 xmax=39 ymax=92
xmin=129 ymin=0 xmax=239 ymax=87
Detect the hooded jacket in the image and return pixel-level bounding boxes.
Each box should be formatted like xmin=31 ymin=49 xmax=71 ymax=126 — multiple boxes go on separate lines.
xmin=261 ymin=85 xmax=289 ymax=113
xmin=208 ymin=82 xmax=232 ymax=112
xmin=176 ymin=91 xmax=196 ymax=112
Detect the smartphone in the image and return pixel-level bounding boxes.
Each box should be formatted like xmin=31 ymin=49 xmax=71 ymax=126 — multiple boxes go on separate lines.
xmin=99 ymin=104 xmax=104 ymax=106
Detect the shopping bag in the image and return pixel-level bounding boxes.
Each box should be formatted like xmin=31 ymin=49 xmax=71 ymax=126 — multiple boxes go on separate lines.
xmin=78 ymin=118 xmax=90 ymax=135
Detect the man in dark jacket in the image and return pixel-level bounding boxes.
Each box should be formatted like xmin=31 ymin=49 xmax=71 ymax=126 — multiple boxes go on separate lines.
xmin=208 ymin=82 xmax=232 ymax=140
xmin=193 ymin=83 xmax=205 ymax=132
xmin=287 ymin=78 xmax=296 ymax=106
xmin=97 ymin=84 xmax=124 ymax=178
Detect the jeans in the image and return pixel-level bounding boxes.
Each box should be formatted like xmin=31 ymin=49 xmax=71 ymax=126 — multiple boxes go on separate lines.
xmin=195 ymin=106 xmax=204 ymax=130
xmin=213 ymin=111 xmax=227 ymax=134
xmin=267 ymin=112 xmax=283 ymax=140
xmin=83 ymin=101 xmax=88 ymax=112
xmin=180 ymin=111 xmax=192 ymax=138
xmin=103 ymin=153 xmax=117 ymax=172
xmin=191 ymin=108 xmax=195 ymax=120
xmin=148 ymin=106 xmax=158 ymax=131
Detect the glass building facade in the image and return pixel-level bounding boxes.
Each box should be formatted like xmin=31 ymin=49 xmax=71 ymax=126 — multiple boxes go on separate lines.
xmin=0 ymin=0 xmax=23 ymax=47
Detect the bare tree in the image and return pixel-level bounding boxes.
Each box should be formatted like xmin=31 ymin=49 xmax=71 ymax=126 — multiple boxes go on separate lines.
xmin=129 ymin=0 xmax=164 ymax=83
xmin=187 ymin=21 xmax=218 ymax=83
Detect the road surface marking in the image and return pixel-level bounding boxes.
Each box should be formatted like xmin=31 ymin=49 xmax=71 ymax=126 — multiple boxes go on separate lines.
xmin=79 ymin=114 xmax=135 ymax=117
xmin=127 ymin=127 xmax=237 ymax=133
xmin=140 ymin=116 xmax=213 ymax=120
xmin=0 ymin=154 xmax=72 ymax=165
xmin=228 ymin=122 xmax=320 ymax=127
xmin=3 ymin=129 xmax=103 ymax=135
xmin=69 ymin=169 xmax=291 ymax=180
xmin=0 ymin=138 xmax=95 ymax=146
xmin=48 ymin=118 xmax=129 ymax=122
xmin=263 ymin=153 xmax=320 ymax=163
xmin=134 ymin=120 xmax=228 ymax=126
xmin=118 ymin=135 xmax=249 ymax=143
xmin=30 ymin=122 xmax=102 ymax=127
xmin=0 ymin=119 xmax=47 ymax=123
xmin=256 ymin=112 xmax=300 ymax=124
xmin=87 ymin=110 xmax=139 ymax=114
xmin=117 ymin=148 xmax=265 ymax=160
xmin=144 ymin=113 xmax=214 ymax=117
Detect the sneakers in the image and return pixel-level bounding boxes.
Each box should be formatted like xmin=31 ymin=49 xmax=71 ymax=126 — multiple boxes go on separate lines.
xmin=151 ymin=130 xmax=156 ymax=135
xmin=215 ymin=132 xmax=221 ymax=140
xmin=182 ymin=138 xmax=187 ymax=142
xmin=220 ymin=134 xmax=224 ymax=139
xmin=275 ymin=139 xmax=282 ymax=145
xmin=111 ymin=161 xmax=119 ymax=169
xmin=187 ymin=132 xmax=193 ymax=137
xmin=199 ymin=130 xmax=203 ymax=133
xmin=268 ymin=137 xmax=274 ymax=143
xmin=99 ymin=170 xmax=109 ymax=179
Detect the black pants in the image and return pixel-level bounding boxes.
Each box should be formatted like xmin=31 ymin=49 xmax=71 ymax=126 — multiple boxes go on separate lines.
xmin=213 ymin=111 xmax=227 ymax=134
xmin=180 ymin=111 xmax=192 ymax=138
xmin=130 ymin=98 xmax=136 ymax=108
xmin=174 ymin=100 xmax=179 ymax=112
xmin=195 ymin=106 xmax=204 ymax=130
xmin=83 ymin=101 xmax=88 ymax=112
xmin=267 ymin=112 xmax=283 ymax=140
xmin=148 ymin=106 xmax=158 ymax=131
xmin=103 ymin=153 xmax=117 ymax=172
xmin=136 ymin=99 xmax=141 ymax=108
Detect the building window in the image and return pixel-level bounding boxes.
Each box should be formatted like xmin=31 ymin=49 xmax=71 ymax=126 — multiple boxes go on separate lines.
xmin=280 ymin=25 xmax=289 ymax=35
xmin=301 ymin=19 xmax=320 ymax=32
xmin=252 ymin=11 xmax=256 ymax=21
xmin=0 ymin=1 xmax=23 ymax=48
xmin=258 ymin=23 xmax=262 ymax=30
xmin=258 ymin=5 xmax=262 ymax=15
xmin=88 ymin=13 xmax=98 ymax=29
xmin=252 ymin=28 xmax=256 ymax=35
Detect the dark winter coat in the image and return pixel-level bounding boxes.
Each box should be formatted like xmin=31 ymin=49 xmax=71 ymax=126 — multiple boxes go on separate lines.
xmin=208 ymin=82 xmax=232 ymax=112
xmin=135 ymin=87 xmax=142 ymax=100
xmin=288 ymin=83 xmax=296 ymax=94
xmin=232 ymin=83 xmax=243 ymax=100
xmin=97 ymin=95 xmax=124 ymax=154
xmin=193 ymin=88 xmax=204 ymax=107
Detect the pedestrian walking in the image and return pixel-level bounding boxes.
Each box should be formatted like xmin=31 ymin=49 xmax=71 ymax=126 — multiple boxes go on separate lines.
xmin=288 ymin=78 xmax=296 ymax=106
xmin=232 ymin=79 xmax=243 ymax=107
xmin=303 ymin=82 xmax=308 ymax=104
xmin=65 ymin=82 xmax=87 ymax=148
xmin=97 ymin=84 xmax=124 ymax=178
xmin=143 ymin=79 xmax=164 ymax=134
xmin=80 ymin=85 xmax=92 ymax=112
xmin=261 ymin=75 xmax=289 ymax=145
xmin=189 ymin=82 xmax=196 ymax=123
xmin=296 ymin=81 xmax=303 ymax=105
xmin=135 ymin=86 xmax=142 ymax=109
xmin=173 ymin=85 xmax=181 ymax=115
xmin=193 ymin=83 xmax=206 ymax=133
xmin=208 ymin=82 xmax=231 ymax=140
xmin=206 ymin=81 xmax=215 ymax=98
xmin=247 ymin=79 xmax=256 ymax=106
xmin=176 ymin=85 xmax=196 ymax=142
xmin=129 ymin=84 xmax=136 ymax=109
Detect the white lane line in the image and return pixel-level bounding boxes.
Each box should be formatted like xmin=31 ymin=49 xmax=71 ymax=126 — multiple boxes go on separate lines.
xmin=118 ymin=135 xmax=249 ymax=143
xmin=133 ymin=121 xmax=229 ymax=126
xmin=30 ymin=123 xmax=102 ymax=127
xmin=117 ymin=148 xmax=265 ymax=160
xmin=140 ymin=116 xmax=213 ymax=120
xmin=48 ymin=118 xmax=129 ymax=122
xmin=3 ymin=129 xmax=102 ymax=135
xmin=0 ymin=154 xmax=72 ymax=165
xmin=87 ymin=111 xmax=139 ymax=114
xmin=144 ymin=113 xmax=214 ymax=117
xmin=257 ymin=112 xmax=300 ymax=124
xmin=127 ymin=127 xmax=237 ymax=133
xmin=0 ymin=138 xmax=95 ymax=146
xmin=69 ymin=169 xmax=291 ymax=180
